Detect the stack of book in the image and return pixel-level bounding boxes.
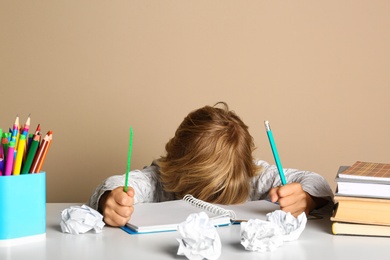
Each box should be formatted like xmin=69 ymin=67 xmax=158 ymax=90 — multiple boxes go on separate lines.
xmin=331 ymin=161 xmax=390 ymax=237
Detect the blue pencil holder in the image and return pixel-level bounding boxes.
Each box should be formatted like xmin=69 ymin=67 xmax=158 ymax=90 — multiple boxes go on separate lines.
xmin=0 ymin=172 xmax=46 ymax=246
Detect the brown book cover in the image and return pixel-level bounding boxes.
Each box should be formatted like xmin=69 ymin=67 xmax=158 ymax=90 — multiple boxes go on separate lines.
xmin=331 ymin=196 xmax=390 ymax=226
xmin=339 ymin=161 xmax=390 ymax=182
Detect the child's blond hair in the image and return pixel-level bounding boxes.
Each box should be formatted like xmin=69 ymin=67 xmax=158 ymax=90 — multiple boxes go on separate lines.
xmin=157 ymin=102 xmax=259 ymax=204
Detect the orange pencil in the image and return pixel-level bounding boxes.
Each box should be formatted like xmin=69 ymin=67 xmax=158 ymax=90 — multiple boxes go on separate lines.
xmin=30 ymin=131 xmax=52 ymax=173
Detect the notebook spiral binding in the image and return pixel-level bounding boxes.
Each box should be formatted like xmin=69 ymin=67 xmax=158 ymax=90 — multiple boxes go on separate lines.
xmin=183 ymin=194 xmax=237 ymax=219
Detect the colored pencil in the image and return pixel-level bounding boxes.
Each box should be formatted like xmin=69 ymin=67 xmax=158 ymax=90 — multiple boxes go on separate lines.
xmin=30 ymin=131 xmax=52 ymax=173
xmin=0 ymin=128 xmax=3 ymax=159
xmin=13 ymin=134 xmax=27 ymax=175
xmin=124 ymin=127 xmax=134 ymax=192
xmin=21 ymin=134 xmax=40 ymax=174
xmin=11 ymin=115 xmax=19 ymax=148
xmin=1 ymin=134 xmax=9 ymax=161
xmin=11 ymin=115 xmax=19 ymax=138
xmin=264 ymin=121 xmax=287 ymax=185
xmin=33 ymin=124 xmax=41 ymax=137
xmin=4 ymin=141 xmax=15 ymax=176
xmin=0 ymin=158 xmax=3 ymax=176
xmin=22 ymin=114 xmax=31 ymax=136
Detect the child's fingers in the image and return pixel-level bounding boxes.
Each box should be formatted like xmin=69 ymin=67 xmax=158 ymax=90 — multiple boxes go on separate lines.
xmin=103 ymin=198 xmax=134 ymax=226
xmin=115 ymin=205 xmax=134 ymax=219
xmin=276 ymin=183 xmax=309 ymax=217
xmin=100 ymin=187 xmax=135 ymax=227
xmin=126 ymin=187 xmax=135 ymax=197
xmin=276 ymin=183 xmax=301 ymax=197
xmin=104 ymin=208 xmax=133 ymax=227
xmin=268 ymin=187 xmax=280 ymax=203
xmin=112 ymin=187 xmax=134 ymax=206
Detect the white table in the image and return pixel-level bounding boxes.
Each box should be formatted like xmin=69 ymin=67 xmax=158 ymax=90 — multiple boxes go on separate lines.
xmin=1 ymin=203 xmax=389 ymax=260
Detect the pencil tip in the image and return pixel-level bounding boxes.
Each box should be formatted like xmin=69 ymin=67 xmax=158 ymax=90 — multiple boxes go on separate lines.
xmin=264 ymin=120 xmax=270 ymax=129
xmin=14 ymin=115 xmax=20 ymax=125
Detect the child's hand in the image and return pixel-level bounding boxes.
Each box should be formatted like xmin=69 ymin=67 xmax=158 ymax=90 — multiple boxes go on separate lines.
xmin=268 ymin=183 xmax=315 ymax=217
xmin=98 ymin=187 xmax=135 ymax=227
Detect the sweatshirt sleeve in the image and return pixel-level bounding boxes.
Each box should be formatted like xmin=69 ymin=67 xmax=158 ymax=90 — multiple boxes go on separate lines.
xmin=87 ymin=165 xmax=161 ymax=210
xmin=251 ymin=160 xmax=334 ymax=213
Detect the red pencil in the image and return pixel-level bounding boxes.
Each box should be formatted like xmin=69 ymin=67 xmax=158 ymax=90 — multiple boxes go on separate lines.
xmin=34 ymin=124 xmax=41 ymax=137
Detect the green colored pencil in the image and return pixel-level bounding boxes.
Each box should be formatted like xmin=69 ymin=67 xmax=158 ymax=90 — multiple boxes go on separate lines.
xmin=124 ymin=127 xmax=134 ymax=192
xmin=21 ymin=134 xmax=40 ymax=174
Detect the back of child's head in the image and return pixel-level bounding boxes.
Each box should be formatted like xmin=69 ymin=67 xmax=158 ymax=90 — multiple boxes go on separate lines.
xmin=158 ymin=102 xmax=259 ymax=204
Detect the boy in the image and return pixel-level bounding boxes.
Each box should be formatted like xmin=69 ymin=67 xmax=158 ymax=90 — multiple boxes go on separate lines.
xmin=89 ymin=102 xmax=333 ymax=226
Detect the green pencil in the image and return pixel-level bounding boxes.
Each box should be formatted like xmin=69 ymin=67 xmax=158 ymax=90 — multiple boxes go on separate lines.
xmin=124 ymin=127 xmax=134 ymax=192
xmin=21 ymin=134 xmax=40 ymax=174
xmin=2 ymin=133 xmax=11 ymax=161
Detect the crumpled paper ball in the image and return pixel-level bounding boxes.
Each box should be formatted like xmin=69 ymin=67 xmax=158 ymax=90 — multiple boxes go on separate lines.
xmin=60 ymin=205 xmax=105 ymax=235
xmin=240 ymin=219 xmax=283 ymax=252
xmin=177 ymin=211 xmax=222 ymax=260
xmin=266 ymin=210 xmax=307 ymax=241
xmin=241 ymin=210 xmax=307 ymax=252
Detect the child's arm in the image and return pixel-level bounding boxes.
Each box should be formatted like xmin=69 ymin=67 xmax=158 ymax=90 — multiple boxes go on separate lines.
xmin=88 ymin=164 xmax=163 ymax=212
xmin=98 ymin=186 xmax=135 ymax=227
xmin=253 ymin=160 xmax=334 ymax=215
xmin=268 ymin=183 xmax=328 ymax=217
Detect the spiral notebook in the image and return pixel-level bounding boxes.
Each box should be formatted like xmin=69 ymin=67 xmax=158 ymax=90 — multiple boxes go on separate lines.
xmin=121 ymin=194 xmax=280 ymax=234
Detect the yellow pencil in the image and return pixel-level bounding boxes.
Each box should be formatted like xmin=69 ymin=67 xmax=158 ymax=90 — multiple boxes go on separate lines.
xmin=13 ymin=134 xmax=26 ymax=175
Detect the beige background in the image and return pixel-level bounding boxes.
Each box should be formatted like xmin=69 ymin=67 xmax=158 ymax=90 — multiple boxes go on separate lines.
xmin=1 ymin=1 xmax=389 ymax=203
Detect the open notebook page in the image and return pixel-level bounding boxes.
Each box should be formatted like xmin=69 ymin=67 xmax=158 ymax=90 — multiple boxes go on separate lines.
xmin=125 ymin=199 xmax=280 ymax=234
